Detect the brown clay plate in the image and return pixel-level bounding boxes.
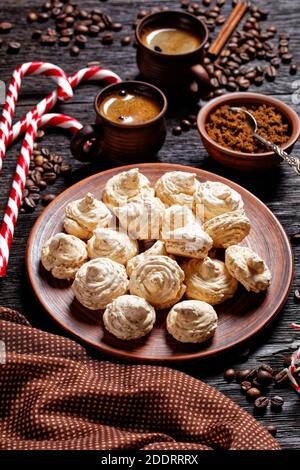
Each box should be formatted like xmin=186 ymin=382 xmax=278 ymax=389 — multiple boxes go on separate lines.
xmin=26 ymin=163 xmax=293 ymax=362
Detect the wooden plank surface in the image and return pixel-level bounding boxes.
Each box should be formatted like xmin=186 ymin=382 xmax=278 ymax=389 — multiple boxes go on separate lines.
xmin=0 ymin=0 xmax=300 ymax=449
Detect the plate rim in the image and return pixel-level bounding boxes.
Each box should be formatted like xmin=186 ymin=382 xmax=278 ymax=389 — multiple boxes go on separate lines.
xmin=26 ymin=163 xmax=294 ymax=362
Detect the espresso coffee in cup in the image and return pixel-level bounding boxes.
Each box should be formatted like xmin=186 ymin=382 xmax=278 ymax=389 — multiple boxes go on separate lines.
xmin=70 ymin=81 xmax=167 ymax=163
xmin=136 ymin=10 xmax=211 ymax=101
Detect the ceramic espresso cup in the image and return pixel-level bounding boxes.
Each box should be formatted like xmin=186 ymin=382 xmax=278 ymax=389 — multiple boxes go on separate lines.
xmin=70 ymin=81 xmax=167 ymax=163
xmin=135 ymin=10 xmax=211 ymax=101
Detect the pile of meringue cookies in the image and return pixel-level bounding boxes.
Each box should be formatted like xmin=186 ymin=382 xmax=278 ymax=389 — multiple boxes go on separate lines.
xmin=41 ymin=168 xmax=272 ymax=345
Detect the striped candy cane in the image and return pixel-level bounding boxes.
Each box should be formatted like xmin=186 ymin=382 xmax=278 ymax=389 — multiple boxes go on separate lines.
xmin=0 ymin=62 xmax=73 ymax=169
xmin=0 ymin=113 xmax=83 ymax=277
xmin=8 ymin=67 xmax=121 ymax=145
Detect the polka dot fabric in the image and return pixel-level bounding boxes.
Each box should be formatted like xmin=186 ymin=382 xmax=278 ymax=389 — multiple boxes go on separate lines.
xmin=0 ymin=307 xmax=280 ymax=450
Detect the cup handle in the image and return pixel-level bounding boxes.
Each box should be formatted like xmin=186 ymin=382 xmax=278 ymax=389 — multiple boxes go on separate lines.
xmin=190 ymin=64 xmax=211 ymax=98
xmin=70 ymin=124 xmax=104 ymax=162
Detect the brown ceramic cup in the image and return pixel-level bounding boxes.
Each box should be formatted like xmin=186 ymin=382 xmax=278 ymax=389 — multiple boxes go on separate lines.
xmin=135 ymin=10 xmax=211 ymax=101
xmin=70 ymin=81 xmax=168 ymax=164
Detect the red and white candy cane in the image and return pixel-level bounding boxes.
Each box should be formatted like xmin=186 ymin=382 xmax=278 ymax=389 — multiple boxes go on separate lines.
xmin=0 ymin=113 xmax=83 ymax=277
xmin=8 ymin=67 xmax=121 ymax=146
xmin=0 ymin=62 xmax=73 ymax=169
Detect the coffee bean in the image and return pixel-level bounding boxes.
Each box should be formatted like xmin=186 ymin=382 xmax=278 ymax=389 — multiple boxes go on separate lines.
xmin=254 ymin=396 xmax=269 ymax=411
xmin=246 ymin=387 xmax=262 ymax=401
xmin=266 ymin=425 xmax=277 ymax=437
xmin=59 ymin=36 xmax=71 ymax=46
xmin=259 ymin=364 xmax=273 ymax=375
xmin=237 ymin=77 xmax=251 ymax=90
xmin=282 ymin=53 xmax=293 ymax=63
xmin=271 ymin=57 xmax=281 ymax=68
xmin=217 ymin=0 xmax=225 ymax=6
xmin=203 ymin=0 xmax=211 ymax=6
xmin=30 ymin=193 xmax=40 ymax=202
xmin=43 ymin=172 xmax=57 ymax=183
xmin=40 ymin=148 xmax=50 ymax=157
xmin=53 ymin=155 xmax=63 ymax=164
xmin=294 ymin=289 xmax=300 ymax=302
xmin=89 ymin=25 xmax=100 ymax=36
xmin=257 ymin=369 xmax=273 ymax=387
xmin=53 ymin=164 xmax=61 ymax=175
xmin=224 ymin=368 xmax=236 ymax=381
xmin=111 ymin=22 xmax=123 ymax=32
xmin=271 ymin=395 xmax=284 ymax=411
xmin=27 ymin=12 xmax=38 ymax=23
xmin=65 ymin=17 xmax=75 ymax=26
xmin=74 ymin=24 xmax=89 ymax=34
xmin=137 ymin=10 xmax=148 ymax=19
xmin=172 ymin=126 xmax=182 ymax=136
xmin=39 ymin=180 xmax=47 ymax=190
xmin=38 ymin=12 xmax=49 ymax=23
xmin=265 ymin=65 xmax=277 ymax=81
xmin=210 ymin=77 xmax=219 ymax=89
xmin=274 ymin=369 xmax=289 ymax=386
xmin=43 ymin=161 xmax=53 ymax=171
xmin=101 ymin=33 xmax=113 ymax=45
xmin=0 ymin=22 xmax=13 ymax=33
xmin=24 ymin=197 xmax=36 ymax=212
xmin=267 ymin=25 xmax=277 ymax=34
xmin=227 ymin=81 xmax=238 ymax=92
xmin=254 ymin=76 xmax=264 ymax=86
xmin=70 ymin=45 xmax=80 ymax=56
xmin=180 ymin=120 xmax=191 ymax=131
xmin=236 ymin=369 xmax=252 ymax=383
xmin=41 ymin=194 xmax=56 ymax=206
xmin=279 ymin=47 xmax=289 ymax=56
xmin=240 ymin=381 xmax=252 ymax=395
xmin=60 ymin=164 xmax=72 ymax=174
xmin=75 ymin=34 xmax=87 ymax=48
xmin=32 ymin=29 xmax=43 ymax=39
xmin=34 ymin=167 xmax=44 ymax=174
xmin=181 ymin=0 xmax=190 ymax=8
xmin=121 ymin=36 xmax=131 ymax=46
xmin=31 ymin=170 xmax=42 ymax=185
xmin=7 ymin=42 xmax=21 ymax=53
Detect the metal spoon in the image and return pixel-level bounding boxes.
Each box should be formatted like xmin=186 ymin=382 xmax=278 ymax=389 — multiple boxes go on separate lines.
xmin=231 ymin=107 xmax=300 ymax=175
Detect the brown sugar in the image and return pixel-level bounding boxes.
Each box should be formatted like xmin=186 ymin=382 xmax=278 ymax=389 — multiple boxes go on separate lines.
xmin=205 ymin=104 xmax=290 ymax=153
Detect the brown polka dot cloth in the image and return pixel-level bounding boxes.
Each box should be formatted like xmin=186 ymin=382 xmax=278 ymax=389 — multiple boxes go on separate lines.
xmin=0 ymin=307 xmax=280 ymax=450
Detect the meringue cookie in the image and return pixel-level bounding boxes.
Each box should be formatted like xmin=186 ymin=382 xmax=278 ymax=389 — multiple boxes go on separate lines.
xmin=225 ymin=245 xmax=271 ymax=293
xmin=87 ymin=228 xmax=138 ymax=265
xmin=183 ymin=257 xmax=238 ymax=305
xmin=163 ymin=223 xmax=213 ymax=259
xmin=126 ymin=240 xmax=168 ymax=276
xmin=103 ymin=295 xmax=156 ymax=340
xmin=161 ymin=205 xmax=196 ymax=237
xmin=114 ymin=196 xmax=165 ymax=240
xmin=72 ymin=258 xmax=129 ymax=310
xmin=102 ymin=168 xmax=154 ymax=209
xmin=194 ymin=181 xmax=244 ymax=222
xmin=166 ymin=300 xmax=218 ymax=343
xmin=41 ymin=233 xmax=88 ymax=280
xmin=64 ymin=193 xmax=112 ymax=240
xmin=155 ymin=171 xmax=200 ymax=206
xmin=204 ymin=211 xmax=251 ymax=248
xmin=129 ymin=255 xmax=186 ymax=309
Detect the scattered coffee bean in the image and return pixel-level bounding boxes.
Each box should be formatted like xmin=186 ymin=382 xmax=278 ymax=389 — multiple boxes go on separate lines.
xmin=59 ymin=36 xmax=71 ymax=46
xmin=172 ymin=126 xmax=182 ymax=136
xmin=60 ymin=164 xmax=72 ymax=174
xmin=246 ymin=387 xmax=262 ymax=401
xmin=282 ymin=53 xmax=293 ymax=63
xmin=0 ymin=21 xmax=13 ymax=33
xmin=70 ymin=45 xmax=80 ymax=56
xmin=274 ymin=369 xmax=289 ymax=386
xmin=111 ymin=22 xmax=122 ymax=32
xmin=41 ymin=194 xmax=56 ymax=206
xmin=266 ymin=425 xmax=277 ymax=437
xmin=290 ymin=64 xmax=298 ymax=75
xmin=38 ymin=12 xmax=49 ymax=23
xmin=257 ymin=369 xmax=273 ymax=387
xmin=265 ymin=65 xmax=277 ymax=81
xmin=40 ymin=35 xmax=56 ymax=45
xmin=294 ymin=289 xmax=300 ymax=302
xmin=271 ymin=395 xmax=284 ymax=411
xmin=27 ymin=12 xmax=38 ymax=23
xmin=101 ymin=33 xmax=113 ymax=45
xmin=23 ymin=197 xmax=36 ymax=212
xmin=121 ymin=36 xmax=131 ymax=46
xmin=75 ymin=34 xmax=87 ymax=48
xmin=254 ymin=396 xmax=269 ymax=412
xmin=224 ymin=368 xmax=236 ymax=381
xmin=236 ymin=369 xmax=253 ymax=383
xmin=180 ymin=119 xmax=191 ymax=131
xmin=7 ymin=41 xmax=21 ymax=53
xmin=241 ymin=381 xmax=252 ymax=395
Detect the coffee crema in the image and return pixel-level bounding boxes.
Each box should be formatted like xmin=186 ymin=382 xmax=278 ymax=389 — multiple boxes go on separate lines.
xmin=141 ymin=27 xmax=202 ymax=55
xmin=99 ymin=90 xmax=161 ymax=125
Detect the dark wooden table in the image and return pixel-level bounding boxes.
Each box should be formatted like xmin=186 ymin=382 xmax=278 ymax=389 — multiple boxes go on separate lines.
xmin=0 ymin=0 xmax=300 ymax=450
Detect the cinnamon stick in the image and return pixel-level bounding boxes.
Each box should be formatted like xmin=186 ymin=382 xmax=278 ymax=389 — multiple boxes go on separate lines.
xmin=208 ymin=2 xmax=249 ymax=59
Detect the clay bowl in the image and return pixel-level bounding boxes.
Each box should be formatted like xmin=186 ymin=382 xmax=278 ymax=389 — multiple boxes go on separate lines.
xmin=197 ymin=92 xmax=300 ymax=172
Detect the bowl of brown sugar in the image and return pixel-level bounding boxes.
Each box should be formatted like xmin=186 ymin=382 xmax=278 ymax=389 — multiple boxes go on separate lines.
xmin=197 ymin=92 xmax=300 ymax=171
